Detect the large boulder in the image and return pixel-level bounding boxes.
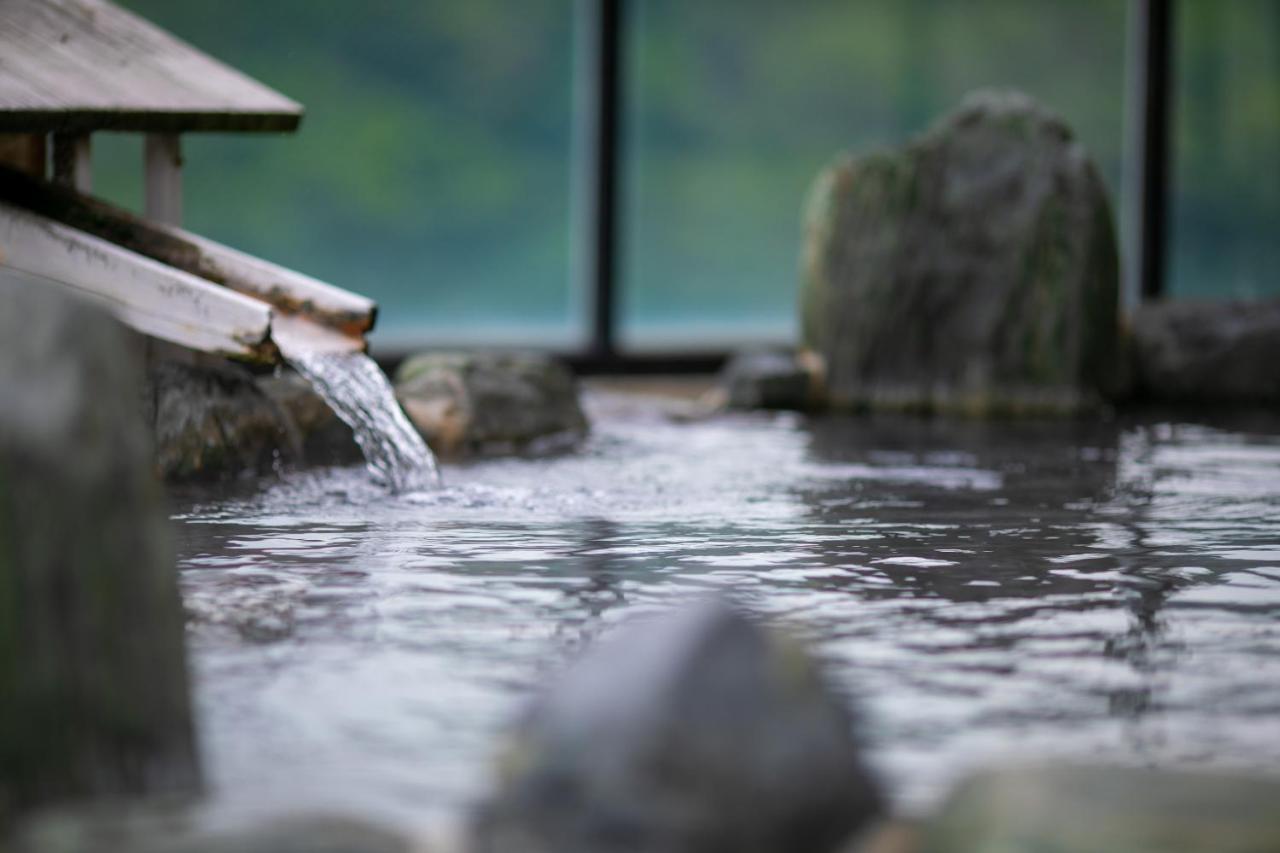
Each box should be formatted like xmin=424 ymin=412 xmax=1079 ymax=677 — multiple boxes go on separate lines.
xmin=1130 ymin=299 xmax=1280 ymax=405
xmin=472 ymin=599 xmax=882 ymax=853
xmin=919 ymin=764 xmax=1280 ymax=852
xmin=0 ymin=285 xmax=200 ymax=825
xmin=394 ymin=352 xmax=588 ymax=458
xmin=801 ymin=90 xmax=1120 ymax=415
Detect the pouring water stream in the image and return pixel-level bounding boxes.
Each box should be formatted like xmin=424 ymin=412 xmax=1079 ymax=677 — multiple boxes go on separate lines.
xmin=275 ymin=320 xmax=439 ymax=492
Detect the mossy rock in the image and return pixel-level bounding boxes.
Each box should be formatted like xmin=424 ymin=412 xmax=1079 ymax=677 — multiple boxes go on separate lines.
xmin=801 ymin=90 xmax=1120 ymax=416
xmin=394 ymin=351 xmax=587 ymax=458
xmin=920 ymin=764 xmax=1280 ymax=853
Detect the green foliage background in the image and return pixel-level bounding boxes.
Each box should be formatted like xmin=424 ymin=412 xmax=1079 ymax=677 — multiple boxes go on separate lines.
xmin=97 ymin=0 xmax=1279 ymax=350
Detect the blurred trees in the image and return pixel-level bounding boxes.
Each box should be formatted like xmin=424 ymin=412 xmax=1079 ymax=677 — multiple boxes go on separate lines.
xmin=100 ymin=0 xmax=1278 ymax=347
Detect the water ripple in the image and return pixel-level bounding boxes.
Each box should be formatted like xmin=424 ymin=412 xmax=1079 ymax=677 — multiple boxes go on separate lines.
xmin=170 ymin=404 xmax=1280 ymax=831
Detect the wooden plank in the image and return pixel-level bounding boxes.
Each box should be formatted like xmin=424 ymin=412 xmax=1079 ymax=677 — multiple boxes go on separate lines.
xmin=0 ymin=164 xmax=375 ymax=338
xmin=51 ymin=132 xmax=91 ymax=193
xmin=144 ymin=133 xmax=181 ymax=225
xmin=0 ymin=0 xmax=302 ymax=134
xmin=0 ymin=200 xmax=276 ymax=361
xmin=174 ymin=231 xmax=375 ymax=339
xmin=270 ymin=314 xmax=367 ymax=355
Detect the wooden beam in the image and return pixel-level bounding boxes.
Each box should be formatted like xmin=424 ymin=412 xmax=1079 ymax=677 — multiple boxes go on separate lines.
xmin=175 ymin=230 xmax=375 ymax=338
xmin=0 ymin=200 xmax=276 ymax=362
xmin=0 ymin=164 xmax=376 ymax=338
xmin=51 ymin=132 xmax=91 ymax=193
xmin=144 ymin=133 xmax=182 ymax=226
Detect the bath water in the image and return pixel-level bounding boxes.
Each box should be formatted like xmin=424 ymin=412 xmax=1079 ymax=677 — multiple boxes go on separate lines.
xmin=170 ymin=391 xmax=1280 ymax=834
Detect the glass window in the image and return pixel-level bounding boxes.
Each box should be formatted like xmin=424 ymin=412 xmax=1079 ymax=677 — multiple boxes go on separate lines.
xmin=1171 ymin=0 xmax=1280 ymax=300
xmin=104 ymin=1 xmax=579 ymax=350
xmin=619 ymin=0 xmax=1130 ymax=350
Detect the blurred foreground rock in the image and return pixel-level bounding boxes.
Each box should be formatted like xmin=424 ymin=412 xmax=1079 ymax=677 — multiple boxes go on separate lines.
xmin=719 ymin=348 xmax=824 ymax=411
xmin=11 ymin=806 xmax=416 ymax=853
xmin=919 ymin=764 xmax=1280 ymax=853
xmin=801 ymin=90 xmax=1120 ymax=416
xmin=1130 ymin=299 xmax=1280 ymax=405
xmin=394 ymin=352 xmax=587 ymax=458
xmin=473 ymin=599 xmax=882 ymax=853
xmin=0 ymin=285 xmax=199 ymax=824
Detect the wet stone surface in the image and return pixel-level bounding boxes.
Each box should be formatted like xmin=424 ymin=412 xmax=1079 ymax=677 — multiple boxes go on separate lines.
xmin=1130 ymin=299 xmax=1280 ymax=405
xmin=720 ymin=348 xmax=822 ymax=411
xmin=146 ymin=359 xmax=298 ymax=483
xmin=394 ymin=351 xmax=588 ymax=458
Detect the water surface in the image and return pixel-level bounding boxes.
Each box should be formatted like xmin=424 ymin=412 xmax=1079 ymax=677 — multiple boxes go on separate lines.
xmin=171 ymin=392 xmax=1280 ymax=832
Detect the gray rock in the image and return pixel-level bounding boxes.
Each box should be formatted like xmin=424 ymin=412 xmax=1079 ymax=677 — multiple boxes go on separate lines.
xmin=919 ymin=764 xmax=1280 ymax=853
xmin=801 ymin=90 xmax=1120 ymax=415
xmin=1130 ymin=299 xmax=1280 ymax=404
xmin=11 ymin=806 xmax=416 ymax=853
xmin=720 ymin=348 xmax=823 ymax=411
xmin=144 ymin=359 xmax=296 ymax=482
xmin=257 ymin=371 xmax=361 ymax=466
xmin=473 ymin=599 xmax=882 ymax=853
xmin=144 ymin=362 xmax=364 ymax=482
xmin=394 ymin=352 xmax=588 ymax=457
xmin=0 ymin=285 xmax=199 ymax=824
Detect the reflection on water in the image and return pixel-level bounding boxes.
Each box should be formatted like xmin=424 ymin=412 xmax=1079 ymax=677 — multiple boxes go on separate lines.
xmin=170 ymin=394 xmax=1280 ymax=832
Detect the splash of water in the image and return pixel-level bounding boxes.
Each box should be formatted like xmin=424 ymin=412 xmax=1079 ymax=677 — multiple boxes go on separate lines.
xmin=286 ymin=350 xmax=440 ymax=492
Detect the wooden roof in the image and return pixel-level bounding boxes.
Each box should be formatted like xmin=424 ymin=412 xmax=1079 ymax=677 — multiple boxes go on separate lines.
xmin=0 ymin=0 xmax=302 ymax=133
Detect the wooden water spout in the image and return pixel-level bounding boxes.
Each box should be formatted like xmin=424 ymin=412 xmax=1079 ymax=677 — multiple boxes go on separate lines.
xmin=0 ymin=164 xmax=372 ymax=361
xmin=0 ymin=199 xmax=276 ymax=361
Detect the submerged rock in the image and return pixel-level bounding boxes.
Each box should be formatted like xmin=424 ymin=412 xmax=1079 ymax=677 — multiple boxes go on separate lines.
xmin=0 ymin=285 xmax=200 ymax=823
xmin=719 ymin=348 xmax=824 ymax=410
xmin=1130 ymin=299 xmax=1280 ymax=405
xmin=473 ymin=599 xmax=882 ymax=853
xmin=394 ymin=351 xmax=588 ymax=457
xmin=801 ymin=90 xmax=1120 ymax=415
xmin=919 ymin=764 xmax=1280 ymax=853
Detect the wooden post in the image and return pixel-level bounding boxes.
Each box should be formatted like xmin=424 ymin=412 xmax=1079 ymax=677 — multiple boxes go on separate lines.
xmin=0 ymin=134 xmax=46 ymax=178
xmin=51 ymin=132 xmax=91 ymax=193
xmin=1124 ymin=0 xmax=1174 ymax=304
xmin=144 ymin=133 xmax=183 ymax=226
xmin=577 ymin=0 xmax=624 ymax=360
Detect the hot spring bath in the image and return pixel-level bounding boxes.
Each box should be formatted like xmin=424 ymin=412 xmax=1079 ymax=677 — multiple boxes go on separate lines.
xmin=168 ymin=390 xmax=1280 ymax=834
